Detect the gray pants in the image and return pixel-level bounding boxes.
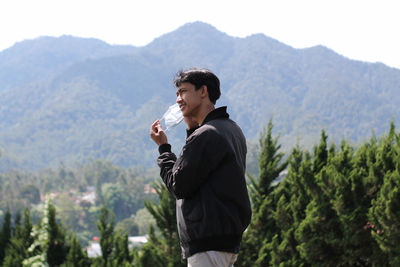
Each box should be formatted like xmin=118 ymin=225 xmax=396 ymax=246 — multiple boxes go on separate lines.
xmin=187 ymin=251 xmax=238 ymax=267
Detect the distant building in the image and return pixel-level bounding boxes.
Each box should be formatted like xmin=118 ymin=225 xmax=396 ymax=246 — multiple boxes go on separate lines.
xmin=128 ymin=235 xmax=148 ymax=248
xmin=87 ymin=242 xmax=101 ymax=258
xmin=144 ymin=184 xmax=156 ymax=194
xmin=79 ymin=190 xmax=96 ymax=205
xmin=86 ymin=235 xmax=148 ymax=257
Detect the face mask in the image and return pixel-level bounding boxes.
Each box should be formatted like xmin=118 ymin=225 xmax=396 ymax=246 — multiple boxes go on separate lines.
xmin=160 ymin=103 xmax=184 ymax=131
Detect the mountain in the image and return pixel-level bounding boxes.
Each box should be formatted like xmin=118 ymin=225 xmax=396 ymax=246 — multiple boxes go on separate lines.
xmin=0 ymin=21 xmax=399 ymax=172
xmin=0 ymin=35 xmax=137 ymax=90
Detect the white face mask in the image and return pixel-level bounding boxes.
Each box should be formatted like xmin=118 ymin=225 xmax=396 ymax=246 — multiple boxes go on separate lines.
xmin=160 ymin=103 xmax=184 ymax=131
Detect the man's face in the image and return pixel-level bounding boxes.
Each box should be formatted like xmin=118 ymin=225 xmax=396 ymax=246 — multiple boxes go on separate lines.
xmin=176 ymin=82 xmax=203 ymax=117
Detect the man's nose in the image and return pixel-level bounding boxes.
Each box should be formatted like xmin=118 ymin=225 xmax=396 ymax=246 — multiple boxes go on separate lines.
xmin=176 ymin=94 xmax=183 ymax=103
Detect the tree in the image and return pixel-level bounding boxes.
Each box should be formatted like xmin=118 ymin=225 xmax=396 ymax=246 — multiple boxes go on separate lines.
xmin=0 ymin=208 xmax=11 ymax=264
xmin=63 ymin=235 xmax=91 ymax=267
xmin=23 ymin=195 xmax=69 ymax=267
xmin=238 ymin=119 xmax=287 ymax=266
xmin=141 ymin=181 xmax=185 ymax=267
xmin=97 ymin=205 xmax=115 ymax=266
xmin=326 ymin=140 xmax=384 ymax=265
xmin=293 ymin=136 xmax=343 ymax=266
xmin=47 ymin=197 xmax=69 ymax=266
xmin=369 ymin=166 xmax=400 ymax=264
xmin=53 ymin=192 xmax=83 ymax=233
xmin=113 ymin=231 xmax=132 ymax=266
xmin=102 ymin=183 xmax=130 ymax=222
xmin=312 ymin=129 xmax=328 ymax=174
xmin=20 ymin=184 xmax=41 ymax=205
xmin=267 ymin=146 xmax=308 ymax=266
xmin=3 ymin=238 xmax=27 ymax=267
xmin=115 ymin=215 xmax=139 ymax=237
xmin=248 ymin=119 xmax=288 ymax=211
xmin=137 ymin=226 xmax=163 ymax=267
xmin=364 ymin=122 xmax=396 ymax=202
xmin=3 ymin=208 xmax=34 ymax=267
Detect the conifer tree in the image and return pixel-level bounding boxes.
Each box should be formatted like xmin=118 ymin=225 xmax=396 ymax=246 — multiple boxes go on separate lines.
xmin=113 ymin=231 xmax=132 ymax=266
xmin=63 ymin=235 xmax=91 ymax=267
xmin=364 ymin=122 xmax=396 ymax=201
xmin=47 ymin=200 xmax=69 ymax=266
xmin=267 ymin=146 xmax=308 ymax=266
xmin=248 ymin=119 xmax=288 ymax=211
xmin=312 ymin=129 xmax=328 ymax=174
xmin=238 ymin=119 xmax=287 ymax=266
xmin=23 ymin=195 xmax=68 ymax=267
xmin=142 ymin=181 xmax=185 ymax=267
xmin=363 ymin=123 xmax=399 ymax=264
xmin=294 ymin=135 xmax=343 ymax=266
xmin=289 ymin=149 xmax=314 ymax=226
xmin=369 ymin=166 xmax=400 ymax=265
xmin=0 ymin=208 xmax=11 ymax=264
xmin=295 ymin=199 xmax=342 ymax=266
xmin=3 ymin=208 xmax=33 ymax=267
xmin=97 ymin=205 xmax=115 ymax=266
xmin=329 ymin=140 xmax=384 ymax=265
xmin=308 ymin=131 xmax=331 ymax=198
xmin=13 ymin=211 xmax=22 ymax=235
xmin=3 ymin=238 xmax=26 ymax=267
xmin=137 ymin=225 xmax=164 ymax=267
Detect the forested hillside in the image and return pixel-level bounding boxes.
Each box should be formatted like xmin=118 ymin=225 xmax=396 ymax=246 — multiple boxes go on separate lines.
xmin=0 ymin=21 xmax=399 ymax=171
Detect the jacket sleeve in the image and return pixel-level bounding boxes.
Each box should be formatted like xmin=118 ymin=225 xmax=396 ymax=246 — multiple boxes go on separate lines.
xmin=157 ymin=128 xmax=227 ymax=199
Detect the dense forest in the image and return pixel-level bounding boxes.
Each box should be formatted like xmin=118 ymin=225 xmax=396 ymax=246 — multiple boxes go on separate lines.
xmin=1 ymin=121 xmax=400 ymax=266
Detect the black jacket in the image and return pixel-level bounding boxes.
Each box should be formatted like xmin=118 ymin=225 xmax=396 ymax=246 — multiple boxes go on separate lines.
xmin=157 ymin=107 xmax=252 ymax=259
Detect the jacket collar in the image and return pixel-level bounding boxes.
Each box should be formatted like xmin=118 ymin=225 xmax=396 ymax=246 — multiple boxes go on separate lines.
xmin=201 ymin=106 xmax=229 ymax=126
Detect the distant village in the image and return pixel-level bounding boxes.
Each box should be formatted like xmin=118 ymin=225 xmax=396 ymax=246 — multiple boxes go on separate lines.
xmin=36 ymin=184 xmax=155 ymax=257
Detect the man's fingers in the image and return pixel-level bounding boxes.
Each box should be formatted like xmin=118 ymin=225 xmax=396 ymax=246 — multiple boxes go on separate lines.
xmin=150 ymin=119 xmax=168 ymax=146
xmin=151 ymin=120 xmax=160 ymax=134
xmin=151 ymin=120 xmax=159 ymax=128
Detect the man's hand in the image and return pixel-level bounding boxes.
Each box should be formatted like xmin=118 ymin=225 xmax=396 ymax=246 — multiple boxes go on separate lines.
xmin=184 ymin=116 xmax=199 ymax=130
xmin=150 ymin=120 xmax=168 ymax=146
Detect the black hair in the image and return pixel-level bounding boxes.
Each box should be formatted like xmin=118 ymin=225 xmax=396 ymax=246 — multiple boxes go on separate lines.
xmin=173 ymin=68 xmax=221 ymax=104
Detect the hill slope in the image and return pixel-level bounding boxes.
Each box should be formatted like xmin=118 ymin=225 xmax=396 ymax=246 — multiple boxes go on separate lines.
xmin=0 ymin=22 xmax=399 ymax=171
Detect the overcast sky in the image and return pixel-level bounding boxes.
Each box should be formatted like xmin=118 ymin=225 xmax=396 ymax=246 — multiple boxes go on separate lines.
xmin=1 ymin=0 xmax=399 ymax=69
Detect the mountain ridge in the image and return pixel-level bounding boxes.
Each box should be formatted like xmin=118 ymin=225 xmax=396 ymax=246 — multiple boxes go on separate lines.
xmin=0 ymin=21 xmax=399 ymax=172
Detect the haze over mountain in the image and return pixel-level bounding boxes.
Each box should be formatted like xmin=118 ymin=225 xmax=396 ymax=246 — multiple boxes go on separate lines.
xmin=0 ymin=22 xmax=399 ymax=172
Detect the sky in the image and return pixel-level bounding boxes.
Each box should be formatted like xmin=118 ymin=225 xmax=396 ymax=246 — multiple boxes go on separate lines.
xmin=1 ymin=0 xmax=399 ymax=69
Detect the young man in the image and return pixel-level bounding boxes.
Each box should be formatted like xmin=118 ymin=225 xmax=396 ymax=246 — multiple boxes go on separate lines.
xmin=150 ymin=68 xmax=252 ymax=267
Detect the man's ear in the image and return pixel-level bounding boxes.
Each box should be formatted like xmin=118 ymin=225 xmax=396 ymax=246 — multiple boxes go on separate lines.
xmin=200 ymin=85 xmax=208 ymax=99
